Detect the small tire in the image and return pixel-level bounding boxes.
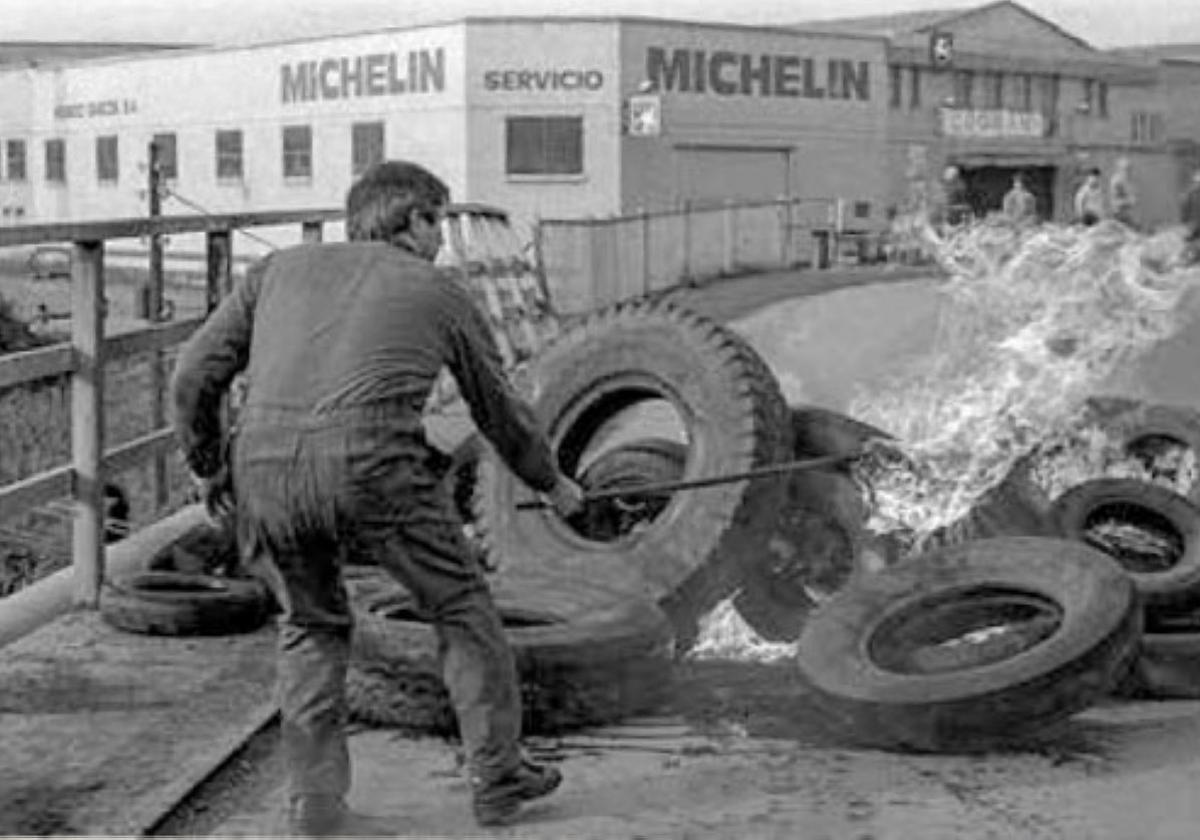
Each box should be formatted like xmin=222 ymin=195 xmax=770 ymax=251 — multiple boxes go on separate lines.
xmin=348 ymin=569 xmax=676 ymax=734
xmin=796 ymin=537 xmax=1140 ymax=753
xmin=732 ymin=406 xmax=886 ymax=642
xmin=1083 ymin=399 xmax=1200 ymax=504
xmin=1051 ymin=477 xmax=1200 ymax=611
xmin=99 ymin=572 xmax=271 ymax=636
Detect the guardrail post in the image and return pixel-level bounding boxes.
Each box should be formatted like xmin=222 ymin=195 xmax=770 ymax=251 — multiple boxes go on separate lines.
xmin=680 ymin=201 xmax=693 ymax=284
xmin=71 ymin=240 xmax=105 ymax=609
xmin=780 ymin=196 xmax=793 ymax=268
xmin=205 ymin=230 xmax=232 ymax=313
xmin=722 ymin=200 xmax=736 ymax=275
xmin=640 ymin=207 xmax=651 ymax=295
xmin=301 ymin=220 xmax=323 ymax=244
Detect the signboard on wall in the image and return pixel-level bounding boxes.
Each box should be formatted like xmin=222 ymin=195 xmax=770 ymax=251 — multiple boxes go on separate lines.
xmin=929 ymin=32 xmax=955 ymax=67
xmin=941 ymin=108 xmax=1046 ymax=139
xmin=627 ymin=94 xmax=661 ymax=136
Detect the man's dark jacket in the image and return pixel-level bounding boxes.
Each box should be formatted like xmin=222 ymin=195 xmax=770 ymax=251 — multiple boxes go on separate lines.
xmin=171 ymin=242 xmax=558 ymax=493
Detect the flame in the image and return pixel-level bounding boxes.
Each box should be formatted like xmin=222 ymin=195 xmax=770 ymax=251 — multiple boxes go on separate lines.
xmin=688 ymin=219 xmax=1200 ymax=662
xmin=849 ymin=219 xmax=1200 ymax=550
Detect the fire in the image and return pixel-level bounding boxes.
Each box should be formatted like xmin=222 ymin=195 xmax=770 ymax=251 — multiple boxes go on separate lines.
xmin=688 ymin=218 xmax=1200 ymax=662
xmin=849 ymin=219 xmax=1200 ymax=551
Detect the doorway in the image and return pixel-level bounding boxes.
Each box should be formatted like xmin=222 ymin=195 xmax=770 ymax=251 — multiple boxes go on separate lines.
xmin=957 ymin=165 xmax=1056 ymax=221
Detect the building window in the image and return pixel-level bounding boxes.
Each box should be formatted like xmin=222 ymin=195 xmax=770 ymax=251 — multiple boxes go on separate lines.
xmin=889 ymin=66 xmax=902 ymax=109
xmin=1132 ymin=111 xmax=1166 ymax=144
xmin=505 ymin=116 xmax=583 ymax=176
xmin=282 ymin=125 xmax=312 ymax=179
xmin=45 ymin=139 xmax=65 ymax=183
xmin=152 ymin=132 xmax=177 ymax=180
xmin=909 ymin=66 xmax=921 ymax=108
xmin=96 ymin=135 xmax=119 ymax=182
xmin=984 ymin=72 xmax=1004 ymax=108
xmin=351 ymin=122 xmax=385 ymax=176
xmin=953 ymin=70 xmax=974 ymax=107
xmin=215 ymin=129 xmax=243 ymax=180
xmin=1015 ymin=74 xmax=1033 ymax=111
xmin=6 ymin=139 xmax=26 ymax=181
xmin=1098 ymin=81 xmax=1109 ymax=118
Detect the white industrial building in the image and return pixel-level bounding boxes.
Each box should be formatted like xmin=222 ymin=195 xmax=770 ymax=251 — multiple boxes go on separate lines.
xmin=0 ymin=16 xmax=888 ymax=255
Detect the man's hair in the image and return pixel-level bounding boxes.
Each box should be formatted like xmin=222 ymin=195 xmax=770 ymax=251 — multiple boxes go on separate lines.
xmin=345 ymin=161 xmax=450 ymax=242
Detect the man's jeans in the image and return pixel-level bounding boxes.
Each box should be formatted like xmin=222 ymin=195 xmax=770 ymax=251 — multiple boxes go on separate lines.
xmin=233 ymin=407 xmax=523 ymax=800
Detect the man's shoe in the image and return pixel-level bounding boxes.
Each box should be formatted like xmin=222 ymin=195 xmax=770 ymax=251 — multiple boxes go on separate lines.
xmin=287 ymin=794 xmax=348 ymax=837
xmin=472 ymin=759 xmax=563 ymax=827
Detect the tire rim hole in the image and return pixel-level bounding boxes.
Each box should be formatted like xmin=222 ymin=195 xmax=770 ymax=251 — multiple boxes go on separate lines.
xmin=1082 ymin=502 xmax=1185 ymax=573
xmin=869 ymin=587 xmax=1063 ymax=675
xmin=556 ymin=391 xmax=690 ymax=544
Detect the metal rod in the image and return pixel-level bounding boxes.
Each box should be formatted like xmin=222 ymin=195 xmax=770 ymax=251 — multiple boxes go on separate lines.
xmin=516 ymin=450 xmax=863 ymax=511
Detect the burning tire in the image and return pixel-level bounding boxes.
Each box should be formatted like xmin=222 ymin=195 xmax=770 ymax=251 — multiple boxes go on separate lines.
xmin=1051 ymin=478 xmax=1200 ymax=611
xmin=1083 ymin=399 xmax=1200 ymax=504
xmin=347 ymin=569 xmax=676 ymax=734
xmin=732 ymin=407 xmax=891 ymax=642
xmin=796 ymin=537 xmax=1140 ymax=753
xmin=99 ymin=571 xmax=272 ymax=636
xmin=733 ymin=468 xmax=873 ymax=642
xmin=473 ymin=299 xmax=792 ymax=638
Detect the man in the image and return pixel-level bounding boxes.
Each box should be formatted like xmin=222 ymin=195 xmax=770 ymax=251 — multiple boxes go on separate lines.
xmin=1182 ymin=168 xmax=1200 ymax=262
xmin=1002 ymin=173 xmax=1038 ymax=225
xmin=1074 ymin=167 xmax=1105 ymax=226
xmin=1109 ymin=157 xmax=1138 ymax=228
xmin=171 ymin=160 xmax=584 ymax=835
xmin=940 ymin=165 xmax=973 ymax=228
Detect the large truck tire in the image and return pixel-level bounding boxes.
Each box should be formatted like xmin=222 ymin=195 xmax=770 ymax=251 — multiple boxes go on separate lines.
xmin=796 ymin=537 xmax=1140 ymax=753
xmin=472 ymin=299 xmax=792 ymax=639
xmin=347 ymin=569 xmax=676 ymax=734
xmin=99 ymin=571 xmax=272 ymax=636
xmin=1051 ymin=478 xmax=1200 ymax=612
xmin=1113 ymin=628 xmax=1200 ymax=700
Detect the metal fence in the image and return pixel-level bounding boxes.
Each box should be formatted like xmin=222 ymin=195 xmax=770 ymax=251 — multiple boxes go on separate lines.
xmin=537 ymin=197 xmax=870 ymax=315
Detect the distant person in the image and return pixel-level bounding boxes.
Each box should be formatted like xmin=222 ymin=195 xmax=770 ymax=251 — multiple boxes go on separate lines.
xmin=1109 ymin=157 xmax=1138 ymax=228
xmin=1074 ymin=168 xmax=1105 ymax=227
xmin=1002 ymin=174 xmax=1038 ymax=225
xmin=941 ymin=165 xmax=972 ymax=228
xmin=1181 ymin=168 xmax=1200 ymax=261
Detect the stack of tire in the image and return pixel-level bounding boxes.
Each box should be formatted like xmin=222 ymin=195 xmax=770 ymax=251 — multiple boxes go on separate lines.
xmin=1043 ymin=398 xmax=1200 ymax=701
xmin=790 ymin=397 xmax=1200 ymax=754
xmin=350 ymin=298 xmax=796 ymax=733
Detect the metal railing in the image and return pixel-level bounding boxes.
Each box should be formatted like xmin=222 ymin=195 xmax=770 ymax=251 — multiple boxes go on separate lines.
xmin=0 ymin=209 xmax=340 ymax=632
xmin=535 ymin=196 xmax=882 ymax=315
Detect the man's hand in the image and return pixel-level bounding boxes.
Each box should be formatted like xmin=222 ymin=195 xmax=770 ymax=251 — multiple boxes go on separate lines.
xmin=544 ymin=474 xmax=585 ymax=518
xmin=192 ymin=465 xmax=235 ymax=521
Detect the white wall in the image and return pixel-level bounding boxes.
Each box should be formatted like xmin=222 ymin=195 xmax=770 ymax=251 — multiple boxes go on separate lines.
xmin=4 ymin=24 xmax=472 ymax=257
xmin=463 ymin=20 xmax=622 ymax=240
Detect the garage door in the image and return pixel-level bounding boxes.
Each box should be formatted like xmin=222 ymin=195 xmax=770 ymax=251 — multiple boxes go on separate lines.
xmin=674 ymin=147 xmax=791 ymax=205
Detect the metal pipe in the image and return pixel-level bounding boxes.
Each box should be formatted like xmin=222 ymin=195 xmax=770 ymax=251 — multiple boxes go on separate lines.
xmin=516 ymin=450 xmax=864 ymax=511
xmin=0 ymin=504 xmax=209 ymax=649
